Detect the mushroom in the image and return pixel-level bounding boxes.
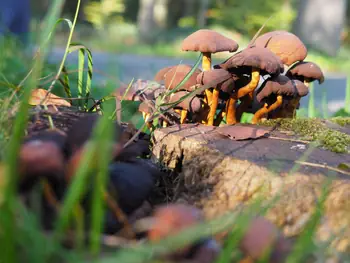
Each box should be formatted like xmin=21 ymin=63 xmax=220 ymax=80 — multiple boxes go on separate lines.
xmin=182 ymin=29 xmax=239 ymax=125
xmin=154 ymin=64 xmax=202 ymax=126
xmin=285 ymin=61 xmax=325 ymax=87
xmin=18 ymin=129 xmax=67 ymax=214
xmin=64 ymin=115 xmax=151 ymax=237
xmin=114 ymin=79 xmax=165 ymax=102
xmin=148 ymin=204 xmax=220 ymax=262
xmin=269 ymin=79 xmax=309 ymax=119
xmin=138 ymin=101 xmax=155 ymax=129
xmin=196 ymin=69 xmax=235 ymax=125
xmin=252 ymin=75 xmax=308 ymax=124
xmin=217 ymin=47 xmax=284 ymax=124
xmin=166 ymin=91 xmax=204 ymax=124
xmin=253 ymin=30 xmax=308 ymax=67
xmin=239 ymin=217 xmax=291 ymax=263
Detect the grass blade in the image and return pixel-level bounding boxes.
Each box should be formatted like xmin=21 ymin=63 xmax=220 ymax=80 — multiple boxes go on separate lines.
xmin=308 ymin=82 xmax=315 ymax=118
xmin=345 ymin=76 xmax=350 ymax=113
xmin=1 ymin=0 xmax=67 ymax=262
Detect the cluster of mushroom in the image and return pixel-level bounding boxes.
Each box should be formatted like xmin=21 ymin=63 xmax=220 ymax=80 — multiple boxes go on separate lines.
xmin=18 ymin=115 xmax=161 ymax=234
xmin=147 ymin=204 xmax=292 ymax=263
xmin=117 ymin=29 xmax=325 ymax=127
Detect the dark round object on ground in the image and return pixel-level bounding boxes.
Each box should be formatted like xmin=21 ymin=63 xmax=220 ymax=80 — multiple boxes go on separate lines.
xmin=103 ymin=162 xmax=156 ymax=234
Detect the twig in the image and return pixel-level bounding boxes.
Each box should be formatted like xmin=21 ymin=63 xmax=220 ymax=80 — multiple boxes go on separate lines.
xmin=268 ymin=136 xmax=311 ymax=144
xmin=295 ymin=161 xmax=350 ymax=176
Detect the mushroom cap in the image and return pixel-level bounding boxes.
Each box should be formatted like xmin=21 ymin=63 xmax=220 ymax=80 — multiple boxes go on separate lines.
xmin=217 ymin=47 xmax=284 ymax=75
xmin=163 ymin=64 xmax=202 ymax=91
xmin=154 ymin=66 xmax=174 ymax=82
xmin=287 ymin=61 xmax=325 ymax=84
xmin=167 ymin=91 xmax=202 ymax=113
xmin=240 ymin=217 xmax=279 ymax=260
xmin=196 ymin=69 xmax=235 ymax=93
xmin=148 ymin=204 xmax=203 ymax=241
xmin=293 ymin=79 xmax=309 ymax=97
xmin=19 ymin=130 xmax=67 ymax=192
xmin=240 ymin=217 xmax=289 ymax=262
xmin=138 ymin=101 xmax=154 ymax=114
xmin=256 ymin=75 xmax=297 ymax=102
xmin=115 ymin=79 xmax=165 ymax=101
xmin=254 ymin=30 xmax=307 ymax=66
xmin=182 ymin=29 xmax=239 ymax=54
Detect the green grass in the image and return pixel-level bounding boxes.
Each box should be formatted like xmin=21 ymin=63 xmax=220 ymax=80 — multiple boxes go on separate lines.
xmin=0 ymin=7 xmax=350 ymax=263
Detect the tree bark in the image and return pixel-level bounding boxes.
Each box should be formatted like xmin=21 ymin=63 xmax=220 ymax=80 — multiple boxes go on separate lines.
xmin=292 ymin=0 xmax=347 ymax=56
xmin=197 ymin=0 xmax=209 ymax=27
xmin=137 ymin=0 xmax=157 ymax=44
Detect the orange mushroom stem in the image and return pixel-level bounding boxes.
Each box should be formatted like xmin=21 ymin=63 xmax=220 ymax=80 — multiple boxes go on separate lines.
xmin=252 ymin=95 xmax=283 ymax=124
xmin=202 ymin=52 xmax=213 ymax=124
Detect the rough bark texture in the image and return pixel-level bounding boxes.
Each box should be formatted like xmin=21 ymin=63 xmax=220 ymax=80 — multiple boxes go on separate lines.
xmin=152 ymin=123 xmax=350 ymax=253
xmin=292 ymin=0 xmax=347 ymax=56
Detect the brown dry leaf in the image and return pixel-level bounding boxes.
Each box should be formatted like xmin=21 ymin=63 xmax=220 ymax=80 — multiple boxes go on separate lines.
xmin=29 ymin=89 xmax=71 ymax=107
xmin=215 ymin=124 xmax=271 ymax=141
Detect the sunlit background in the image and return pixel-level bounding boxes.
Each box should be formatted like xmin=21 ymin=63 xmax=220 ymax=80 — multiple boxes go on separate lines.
xmin=3 ymin=0 xmax=350 ymax=117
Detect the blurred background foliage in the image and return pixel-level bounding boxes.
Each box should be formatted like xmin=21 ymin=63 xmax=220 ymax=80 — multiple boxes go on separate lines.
xmin=26 ymin=0 xmax=350 ymax=73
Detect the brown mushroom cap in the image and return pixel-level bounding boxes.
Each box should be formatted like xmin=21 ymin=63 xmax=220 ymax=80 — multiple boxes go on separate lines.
xmin=217 ymin=47 xmax=284 ymax=75
xmin=148 ymin=204 xmax=203 ymax=242
xmin=287 ymin=61 xmax=325 ymax=84
xmin=167 ymin=91 xmax=202 ymax=113
xmin=240 ymin=217 xmax=291 ymax=262
xmin=254 ymin=30 xmax=308 ymax=66
xmin=196 ymin=69 xmax=235 ymax=93
xmin=163 ymin=64 xmax=202 ymax=91
xmin=256 ymin=75 xmax=297 ymax=102
xmin=154 ymin=66 xmax=173 ymax=82
xmin=182 ymin=29 xmax=239 ymax=54
xmin=115 ymin=79 xmax=165 ymax=101
xmin=293 ymin=79 xmax=309 ymax=97
xmin=138 ymin=101 xmax=154 ymax=114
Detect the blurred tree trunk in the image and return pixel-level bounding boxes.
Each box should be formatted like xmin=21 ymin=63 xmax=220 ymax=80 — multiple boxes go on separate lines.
xmin=197 ymin=0 xmax=209 ymax=27
xmin=154 ymin=0 xmax=168 ymax=29
xmin=124 ymin=0 xmax=140 ymax=22
xmin=137 ymin=0 xmax=157 ymax=44
xmin=292 ymin=0 xmax=347 ymax=56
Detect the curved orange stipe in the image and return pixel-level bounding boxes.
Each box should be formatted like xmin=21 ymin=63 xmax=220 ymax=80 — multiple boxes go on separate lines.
xmin=252 ymin=95 xmax=283 ymax=124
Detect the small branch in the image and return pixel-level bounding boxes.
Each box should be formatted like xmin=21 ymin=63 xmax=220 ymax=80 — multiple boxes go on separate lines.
xmin=268 ymin=136 xmax=311 ymax=144
xmin=295 ymin=161 xmax=350 ymax=176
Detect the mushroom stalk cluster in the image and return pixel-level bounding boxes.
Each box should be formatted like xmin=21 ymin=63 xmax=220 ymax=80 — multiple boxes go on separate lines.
xmin=117 ymin=29 xmax=324 ymax=129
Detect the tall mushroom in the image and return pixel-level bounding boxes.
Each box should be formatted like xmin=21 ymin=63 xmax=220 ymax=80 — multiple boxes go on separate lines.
xmin=165 ymin=91 xmax=204 ymax=124
xmin=181 ymin=29 xmax=239 ymax=125
xmin=252 ymin=75 xmax=308 ymax=124
xmin=217 ymin=47 xmax=284 ymax=124
xmin=285 ymin=61 xmax=325 ymax=87
xmin=196 ymin=68 xmax=235 ymax=124
xmin=253 ymin=30 xmax=308 ymax=67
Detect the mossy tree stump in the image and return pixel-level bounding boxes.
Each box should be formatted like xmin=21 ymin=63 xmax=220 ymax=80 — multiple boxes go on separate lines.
xmin=151 ymin=119 xmax=350 ymax=253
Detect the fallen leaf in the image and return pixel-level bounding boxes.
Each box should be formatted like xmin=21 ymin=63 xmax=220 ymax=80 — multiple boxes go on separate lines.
xmin=29 ymin=89 xmax=71 ymax=107
xmin=215 ymin=124 xmax=271 ymax=141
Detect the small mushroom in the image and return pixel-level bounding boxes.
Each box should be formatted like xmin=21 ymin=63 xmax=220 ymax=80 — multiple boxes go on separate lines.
xmin=166 ymin=91 xmax=203 ymax=124
xmin=217 ymin=47 xmax=284 ymax=124
xmin=286 ymin=61 xmax=325 ymax=87
xmin=182 ymin=29 xmax=239 ymax=125
xmin=155 ymin=64 xmax=201 ymax=92
xmin=138 ymin=101 xmax=155 ymax=129
xmin=252 ymin=75 xmax=307 ymax=124
xmin=253 ymin=30 xmax=308 ymax=66
xmin=19 ymin=129 xmax=66 ymax=194
xmin=148 ymin=204 xmax=221 ymax=261
xmin=114 ymin=79 xmax=165 ymax=102
xmin=239 ymin=217 xmax=291 ymax=263
xmin=270 ymin=79 xmax=309 ymax=119
xmin=196 ymin=69 xmax=235 ymax=125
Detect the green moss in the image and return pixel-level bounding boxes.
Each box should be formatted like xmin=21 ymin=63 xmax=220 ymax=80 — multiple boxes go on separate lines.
xmin=261 ymin=118 xmax=350 ymax=153
xmin=330 ymin=117 xmax=350 ymax=127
